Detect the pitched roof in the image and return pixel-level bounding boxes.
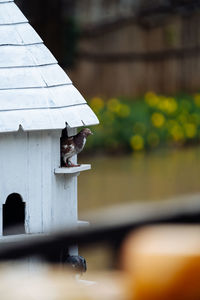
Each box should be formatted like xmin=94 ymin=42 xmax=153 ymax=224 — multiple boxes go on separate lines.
xmin=0 ymin=0 xmax=99 ymax=132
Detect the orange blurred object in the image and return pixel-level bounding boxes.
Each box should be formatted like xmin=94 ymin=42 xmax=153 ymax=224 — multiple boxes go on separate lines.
xmin=121 ymin=225 xmax=200 ymax=300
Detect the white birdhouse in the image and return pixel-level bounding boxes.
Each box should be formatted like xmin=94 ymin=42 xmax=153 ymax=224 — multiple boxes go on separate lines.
xmin=0 ymin=0 xmax=99 ymax=248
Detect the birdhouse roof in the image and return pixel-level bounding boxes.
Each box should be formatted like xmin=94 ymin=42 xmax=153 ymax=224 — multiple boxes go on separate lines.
xmin=0 ymin=0 xmax=99 ymax=132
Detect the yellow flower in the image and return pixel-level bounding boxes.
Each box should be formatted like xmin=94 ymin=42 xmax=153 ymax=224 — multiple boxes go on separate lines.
xmin=170 ymin=124 xmax=184 ymax=142
xmin=130 ymin=135 xmax=144 ymax=151
xmin=145 ymin=91 xmax=159 ymax=106
xmin=147 ymin=132 xmax=160 ymax=148
xmin=107 ymin=98 xmax=121 ymax=113
xmin=184 ymin=123 xmax=197 ymax=138
xmin=151 ymin=112 xmax=165 ymax=128
xmin=194 ymin=94 xmax=200 ymax=107
xmin=90 ymin=97 xmax=104 ymax=113
xmin=167 ymin=97 xmax=178 ymax=113
xmin=157 ymin=97 xmax=169 ymax=111
xmin=157 ymin=97 xmax=177 ymax=114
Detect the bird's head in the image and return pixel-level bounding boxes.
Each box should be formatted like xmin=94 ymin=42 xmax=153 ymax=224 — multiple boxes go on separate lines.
xmin=80 ymin=128 xmax=93 ymax=137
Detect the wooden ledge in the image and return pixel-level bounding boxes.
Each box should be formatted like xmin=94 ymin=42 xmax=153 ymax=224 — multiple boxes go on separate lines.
xmin=54 ymin=164 xmax=91 ymax=174
xmin=78 ymin=220 xmax=90 ymax=227
xmin=0 ymin=222 xmax=89 ymax=243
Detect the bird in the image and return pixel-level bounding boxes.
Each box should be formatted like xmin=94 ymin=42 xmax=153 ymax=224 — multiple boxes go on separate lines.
xmin=61 ymin=128 xmax=93 ymax=167
xmin=64 ymin=255 xmax=87 ymax=274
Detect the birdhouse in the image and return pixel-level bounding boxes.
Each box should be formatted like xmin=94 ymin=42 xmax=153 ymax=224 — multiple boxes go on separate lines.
xmin=0 ymin=0 xmax=99 ymax=252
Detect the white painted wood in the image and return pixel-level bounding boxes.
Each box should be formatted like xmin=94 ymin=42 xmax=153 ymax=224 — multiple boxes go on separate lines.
xmin=18 ymin=109 xmax=65 ymax=131
xmin=0 ymin=1 xmax=99 ymax=132
xmin=0 ymin=85 xmax=85 ymax=111
xmin=0 ymin=0 xmax=95 ymax=262
xmin=0 ymin=67 xmax=47 ymax=89
xmin=0 ymin=1 xmax=14 ymax=3
xmin=0 ymin=104 xmax=98 ymax=132
xmin=26 ymin=44 xmax=57 ymax=66
xmin=49 ymin=129 xmax=78 ymax=230
xmin=67 ymin=127 xmax=77 ymax=137
xmin=60 ymin=108 xmax=84 ymax=128
xmin=0 ymin=128 xmax=90 ymax=260
xmin=0 ymin=64 xmax=71 ymax=89
xmin=0 ymin=44 xmax=57 ymax=68
xmin=37 ymin=64 xmax=71 ymax=86
xmin=0 ymin=23 xmax=42 ymax=45
xmin=0 ymin=130 xmax=28 ymax=201
xmin=0 ymin=130 xmax=28 ymax=234
xmin=51 ymin=174 xmax=78 ymax=230
xmin=0 ymin=129 xmax=81 ymax=235
xmin=78 ymin=220 xmax=90 ymax=227
xmin=40 ymin=132 xmax=53 ymax=232
xmin=15 ymin=23 xmax=42 ymax=44
xmin=54 ymin=165 xmax=91 ymax=174
xmin=60 ymin=105 xmax=99 ymax=128
xmin=75 ymin=104 xmax=100 ymax=126
xmin=0 ymin=233 xmax=48 ymax=242
xmin=48 ymin=84 xmax=86 ymax=107
xmin=0 ymin=2 xmax=27 ymax=25
xmin=26 ymin=131 xmax=44 ymax=233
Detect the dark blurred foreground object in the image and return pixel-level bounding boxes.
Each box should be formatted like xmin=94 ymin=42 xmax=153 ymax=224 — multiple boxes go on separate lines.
xmin=0 ymin=200 xmax=200 ymax=299
xmin=121 ymin=225 xmax=200 ymax=300
xmin=0 ymin=197 xmax=200 ymax=262
xmin=1 ymin=226 xmax=200 ymax=300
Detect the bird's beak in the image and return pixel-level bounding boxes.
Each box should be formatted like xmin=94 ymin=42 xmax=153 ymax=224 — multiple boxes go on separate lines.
xmin=90 ymin=131 xmax=93 ymax=135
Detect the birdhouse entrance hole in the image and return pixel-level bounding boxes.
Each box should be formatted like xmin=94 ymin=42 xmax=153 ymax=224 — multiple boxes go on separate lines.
xmin=3 ymin=193 xmax=25 ymax=236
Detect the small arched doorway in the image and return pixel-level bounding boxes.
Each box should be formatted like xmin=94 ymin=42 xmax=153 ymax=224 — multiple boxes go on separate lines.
xmin=3 ymin=193 xmax=25 ymax=236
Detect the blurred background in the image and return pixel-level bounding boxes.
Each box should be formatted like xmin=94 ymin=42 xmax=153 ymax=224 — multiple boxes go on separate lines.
xmin=15 ymin=0 xmax=200 ymax=270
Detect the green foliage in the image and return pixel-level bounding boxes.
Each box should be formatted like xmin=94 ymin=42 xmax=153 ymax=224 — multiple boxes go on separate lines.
xmin=85 ymin=92 xmax=200 ymax=153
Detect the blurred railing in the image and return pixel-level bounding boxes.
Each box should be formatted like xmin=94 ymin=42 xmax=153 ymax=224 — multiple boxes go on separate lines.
xmin=0 ymin=197 xmax=199 ymax=263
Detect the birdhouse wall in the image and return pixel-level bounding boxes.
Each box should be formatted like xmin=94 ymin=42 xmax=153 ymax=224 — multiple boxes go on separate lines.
xmin=0 ymin=128 xmax=78 ymax=236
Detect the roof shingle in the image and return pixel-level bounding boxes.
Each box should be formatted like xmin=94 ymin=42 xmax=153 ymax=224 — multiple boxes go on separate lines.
xmin=0 ymin=1 xmax=98 ymax=132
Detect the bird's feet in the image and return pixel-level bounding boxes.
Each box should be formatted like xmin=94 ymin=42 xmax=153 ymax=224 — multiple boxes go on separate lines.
xmin=65 ymin=163 xmax=80 ymax=168
xmin=65 ymin=160 xmax=80 ymax=168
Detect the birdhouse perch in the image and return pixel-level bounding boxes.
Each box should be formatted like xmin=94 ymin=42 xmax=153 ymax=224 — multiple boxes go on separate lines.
xmin=0 ymin=0 xmax=99 ymax=262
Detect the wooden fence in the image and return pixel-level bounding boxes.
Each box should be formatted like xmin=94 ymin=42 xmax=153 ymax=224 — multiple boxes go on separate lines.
xmin=69 ymin=12 xmax=200 ymax=98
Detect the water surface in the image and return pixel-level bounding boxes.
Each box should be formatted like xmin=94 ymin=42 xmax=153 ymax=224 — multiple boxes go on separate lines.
xmin=78 ymin=146 xmax=200 ymax=215
xmin=78 ymin=146 xmax=200 ymax=271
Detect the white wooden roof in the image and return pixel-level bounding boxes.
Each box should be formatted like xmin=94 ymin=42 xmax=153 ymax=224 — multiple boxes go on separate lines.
xmin=0 ymin=0 xmax=99 ymax=132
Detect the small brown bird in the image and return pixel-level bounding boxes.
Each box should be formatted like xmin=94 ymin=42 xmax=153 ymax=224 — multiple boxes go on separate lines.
xmin=61 ymin=128 xmax=93 ymax=167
